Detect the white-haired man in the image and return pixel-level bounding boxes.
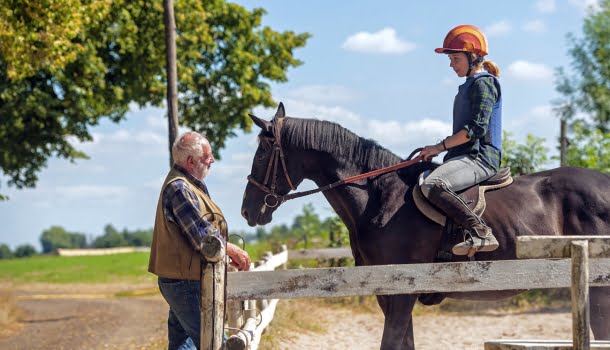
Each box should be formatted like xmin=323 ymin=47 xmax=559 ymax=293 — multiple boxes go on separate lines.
xmin=149 ymin=131 xmax=251 ymax=350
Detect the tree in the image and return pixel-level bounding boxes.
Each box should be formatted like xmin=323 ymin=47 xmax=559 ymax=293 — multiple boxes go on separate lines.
xmin=554 ymin=0 xmax=610 ymax=164
xmin=0 ymin=0 xmax=310 ymax=196
xmin=40 ymin=225 xmax=86 ymax=253
xmin=561 ymin=120 xmax=610 ymax=173
xmin=14 ymin=244 xmax=37 ymax=258
xmin=0 ymin=244 xmax=13 ymax=259
xmin=501 ymin=131 xmax=549 ymax=176
xmin=92 ymin=224 xmax=128 ymax=248
xmin=123 ymin=228 xmax=153 ymax=247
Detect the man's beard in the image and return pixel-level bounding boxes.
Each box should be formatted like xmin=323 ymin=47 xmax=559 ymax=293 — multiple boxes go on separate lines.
xmin=198 ymin=164 xmax=210 ymax=180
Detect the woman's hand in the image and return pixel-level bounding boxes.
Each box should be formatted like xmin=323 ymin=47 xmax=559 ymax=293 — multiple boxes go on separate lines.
xmin=418 ymin=143 xmax=444 ymax=161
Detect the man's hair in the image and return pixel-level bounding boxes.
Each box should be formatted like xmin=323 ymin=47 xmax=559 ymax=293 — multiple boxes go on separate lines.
xmin=172 ymin=131 xmax=206 ymax=165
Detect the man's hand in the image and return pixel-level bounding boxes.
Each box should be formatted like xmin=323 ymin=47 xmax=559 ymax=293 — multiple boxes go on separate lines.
xmin=226 ymin=242 xmax=251 ymax=271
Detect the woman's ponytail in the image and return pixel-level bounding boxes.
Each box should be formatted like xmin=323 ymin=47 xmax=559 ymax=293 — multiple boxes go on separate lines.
xmin=482 ymin=60 xmax=500 ymax=78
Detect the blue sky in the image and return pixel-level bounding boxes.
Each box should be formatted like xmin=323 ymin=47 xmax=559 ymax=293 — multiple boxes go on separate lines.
xmin=0 ymin=0 xmax=600 ymax=250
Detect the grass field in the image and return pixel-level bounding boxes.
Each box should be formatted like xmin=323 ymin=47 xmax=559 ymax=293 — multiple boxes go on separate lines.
xmin=0 ymin=252 xmax=154 ymax=284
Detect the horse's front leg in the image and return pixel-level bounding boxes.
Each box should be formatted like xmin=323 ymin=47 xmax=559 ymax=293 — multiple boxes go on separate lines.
xmin=591 ymin=287 xmax=610 ymax=339
xmin=377 ymin=294 xmax=418 ymax=350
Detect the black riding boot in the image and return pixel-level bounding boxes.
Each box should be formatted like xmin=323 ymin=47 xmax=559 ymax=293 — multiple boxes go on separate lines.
xmin=427 ymin=183 xmax=499 ymax=257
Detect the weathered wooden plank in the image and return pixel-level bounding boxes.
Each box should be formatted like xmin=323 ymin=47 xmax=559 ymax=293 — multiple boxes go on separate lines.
xmin=288 ymin=247 xmax=353 ymax=260
xmin=226 ymin=265 xmax=243 ymax=336
xmin=227 ymin=259 xmax=610 ymax=300
xmin=516 ymin=236 xmax=610 ymax=259
xmin=571 ymin=241 xmax=590 ymax=350
xmin=201 ymin=259 xmax=226 ymax=350
xmin=484 ymin=340 xmax=610 ymax=350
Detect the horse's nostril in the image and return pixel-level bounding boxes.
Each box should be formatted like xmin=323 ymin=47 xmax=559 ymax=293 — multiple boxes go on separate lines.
xmin=241 ymin=208 xmax=248 ymax=220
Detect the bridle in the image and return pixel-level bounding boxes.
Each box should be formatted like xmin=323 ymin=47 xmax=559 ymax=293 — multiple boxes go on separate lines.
xmin=247 ymin=116 xmax=424 ymax=208
xmin=246 ymin=117 xmax=295 ymax=208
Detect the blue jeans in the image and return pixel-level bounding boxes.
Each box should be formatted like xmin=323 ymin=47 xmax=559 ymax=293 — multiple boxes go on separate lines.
xmin=420 ymin=155 xmax=496 ymax=198
xmin=158 ymin=277 xmax=201 ymax=350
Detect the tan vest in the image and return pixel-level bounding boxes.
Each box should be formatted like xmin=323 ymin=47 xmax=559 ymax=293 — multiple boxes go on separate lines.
xmin=148 ymin=169 xmax=226 ymax=280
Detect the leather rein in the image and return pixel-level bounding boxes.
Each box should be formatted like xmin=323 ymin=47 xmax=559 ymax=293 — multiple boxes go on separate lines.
xmin=246 ymin=117 xmax=423 ymax=208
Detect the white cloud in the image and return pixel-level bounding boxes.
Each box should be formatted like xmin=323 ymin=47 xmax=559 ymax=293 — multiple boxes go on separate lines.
xmin=505 ymin=104 xmax=559 ymax=159
xmin=55 ymin=185 xmax=129 ymax=201
xmin=522 ymin=19 xmax=546 ymax=33
xmin=147 ymin=115 xmax=167 ymax=129
xmin=506 ymin=60 xmax=553 ymax=81
xmin=280 ymin=98 xmax=365 ymax=130
xmin=535 ymin=0 xmax=556 ymax=13
xmin=286 ymin=85 xmax=358 ymax=104
xmin=568 ymin=0 xmax=600 ymax=12
xmin=368 ymin=119 xmax=452 ymax=148
xmin=341 ymin=27 xmax=416 ymax=54
xmin=485 ymin=21 xmax=512 ymax=37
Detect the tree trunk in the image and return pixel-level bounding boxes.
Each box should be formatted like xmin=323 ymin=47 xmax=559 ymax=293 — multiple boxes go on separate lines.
xmin=560 ymin=119 xmax=568 ymax=166
xmin=164 ymin=0 xmax=179 ymax=167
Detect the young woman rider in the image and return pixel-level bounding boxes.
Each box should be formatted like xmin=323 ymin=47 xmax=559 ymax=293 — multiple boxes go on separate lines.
xmin=418 ymin=25 xmax=502 ymax=257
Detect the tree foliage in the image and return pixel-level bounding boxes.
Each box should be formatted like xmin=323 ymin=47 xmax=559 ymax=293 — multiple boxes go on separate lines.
xmin=501 ymin=131 xmax=549 ymax=176
xmin=13 ymin=244 xmax=37 ymax=258
xmin=40 ymin=225 xmax=87 ymax=253
xmin=561 ymin=120 xmax=610 ymax=173
xmin=554 ymin=0 xmax=610 ymax=132
xmin=0 ymin=0 xmax=310 ymax=195
xmin=0 ymin=243 xmax=13 ymax=259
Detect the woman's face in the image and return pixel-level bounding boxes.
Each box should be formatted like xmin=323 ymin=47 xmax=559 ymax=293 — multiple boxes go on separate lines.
xmin=448 ymin=53 xmax=469 ymax=77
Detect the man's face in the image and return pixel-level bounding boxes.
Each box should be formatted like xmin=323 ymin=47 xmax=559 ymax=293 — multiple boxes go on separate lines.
xmin=192 ymin=140 xmax=215 ymax=180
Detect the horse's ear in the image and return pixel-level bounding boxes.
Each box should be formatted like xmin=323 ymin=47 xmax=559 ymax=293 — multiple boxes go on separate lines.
xmin=249 ymin=113 xmax=273 ymax=133
xmin=274 ymin=102 xmax=285 ymax=119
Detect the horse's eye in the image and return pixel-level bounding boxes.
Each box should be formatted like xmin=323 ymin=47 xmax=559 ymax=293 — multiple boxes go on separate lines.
xmin=256 ymin=154 xmax=266 ymax=162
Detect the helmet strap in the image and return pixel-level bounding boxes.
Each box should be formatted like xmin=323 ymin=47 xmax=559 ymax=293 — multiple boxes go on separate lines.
xmin=466 ymin=52 xmax=485 ymax=76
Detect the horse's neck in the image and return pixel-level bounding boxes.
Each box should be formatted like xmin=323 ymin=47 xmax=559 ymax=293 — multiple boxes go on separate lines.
xmin=303 ymin=153 xmax=370 ymax=233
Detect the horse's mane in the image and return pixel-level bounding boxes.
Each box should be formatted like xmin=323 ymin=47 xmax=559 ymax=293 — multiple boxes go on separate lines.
xmin=281 ymin=117 xmax=403 ymax=171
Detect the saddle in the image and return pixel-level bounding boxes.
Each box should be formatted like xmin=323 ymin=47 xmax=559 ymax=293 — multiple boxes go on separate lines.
xmin=413 ymin=167 xmax=513 ymax=226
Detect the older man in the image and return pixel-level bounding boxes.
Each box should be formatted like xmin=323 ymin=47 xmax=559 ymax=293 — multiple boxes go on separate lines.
xmin=149 ymin=131 xmax=251 ymax=350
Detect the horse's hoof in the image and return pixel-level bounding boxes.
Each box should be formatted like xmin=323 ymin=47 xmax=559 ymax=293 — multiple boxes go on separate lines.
xmin=418 ymin=293 xmax=446 ymax=306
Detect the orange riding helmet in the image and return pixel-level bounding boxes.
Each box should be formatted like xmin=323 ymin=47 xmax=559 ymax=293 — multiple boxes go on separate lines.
xmin=434 ymin=25 xmax=489 ymax=56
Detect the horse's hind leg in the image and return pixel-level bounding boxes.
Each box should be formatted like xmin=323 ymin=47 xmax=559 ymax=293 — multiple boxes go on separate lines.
xmin=377 ymin=294 xmax=417 ymax=350
xmin=591 ymin=287 xmax=610 ymax=339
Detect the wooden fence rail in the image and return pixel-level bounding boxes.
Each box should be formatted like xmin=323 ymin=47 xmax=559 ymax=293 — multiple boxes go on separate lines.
xmin=204 ymin=237 xmax=610 ymax=350
xmin=227 ymin=258 xmax=610 ymax=300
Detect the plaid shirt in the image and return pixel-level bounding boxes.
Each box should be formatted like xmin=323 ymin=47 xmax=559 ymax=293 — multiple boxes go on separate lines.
xmin=446 ymin=75 xmax=501 ymax=171
xmin=162 ymin=165 xmax=224 ymax=252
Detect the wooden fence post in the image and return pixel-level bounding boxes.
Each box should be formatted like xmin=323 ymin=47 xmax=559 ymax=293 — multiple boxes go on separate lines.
xmin=200 ymin=235 xmax=226 ymax=350
xmin=571 ymin=240 xmax=590 ymax=350
xmin=226 ymin=265 xmax=243 ymax=336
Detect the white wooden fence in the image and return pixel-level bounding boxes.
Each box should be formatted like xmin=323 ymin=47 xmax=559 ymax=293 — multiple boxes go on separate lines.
xmin=200 ymin=236 xmax=610 ymax=350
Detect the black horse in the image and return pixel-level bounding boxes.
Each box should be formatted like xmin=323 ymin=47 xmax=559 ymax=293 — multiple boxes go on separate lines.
xmin=240 ymin=103 xmax=610 ymax=349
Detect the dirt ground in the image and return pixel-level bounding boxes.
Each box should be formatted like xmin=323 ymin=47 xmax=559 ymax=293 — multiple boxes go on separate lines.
xmin=270 ymin=300 xmax=578 ymax=350
xmin=0 ymin=284 xmax=588 ymax=350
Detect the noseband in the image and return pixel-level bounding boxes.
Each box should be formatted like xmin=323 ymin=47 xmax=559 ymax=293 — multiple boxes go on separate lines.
xmin=246 ymin=117 xmax=295 ymax=208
